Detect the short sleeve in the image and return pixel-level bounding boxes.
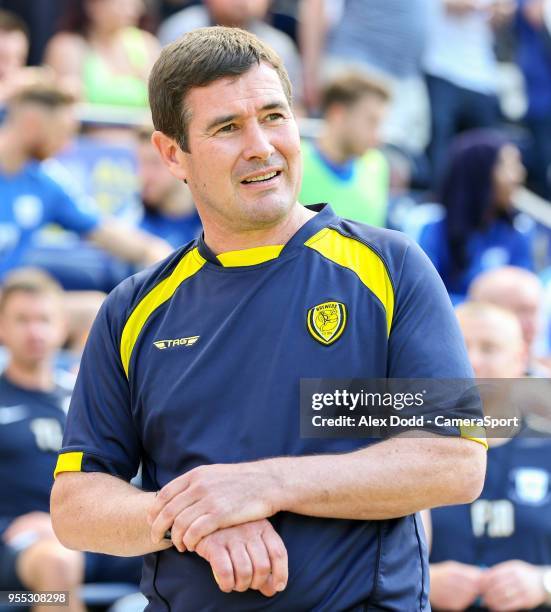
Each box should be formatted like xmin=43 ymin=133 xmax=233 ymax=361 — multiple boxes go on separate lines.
xmin=388 ymin=241 xmax=472 ymax=378
xmin=55 ymin=292 xmax=141 ymax=481
xmin=386 ymin=241 xmax=486 ymax=445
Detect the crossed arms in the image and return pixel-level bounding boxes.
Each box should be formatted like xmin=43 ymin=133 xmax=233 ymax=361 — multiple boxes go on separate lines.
xmin=51 ymin=433 xmax=485 ymax=596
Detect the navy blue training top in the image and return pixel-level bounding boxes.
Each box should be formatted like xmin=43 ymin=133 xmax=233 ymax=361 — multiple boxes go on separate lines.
xmin=57 ymin=204 xmax=481 ymax=611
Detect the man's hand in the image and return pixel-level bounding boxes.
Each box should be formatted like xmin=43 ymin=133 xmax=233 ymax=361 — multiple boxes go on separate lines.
xmin=480 ymin=560 xmax=546 ymax=611
xmin=148 ymin=462 xmax=281 ymax=551
xmin=3 ymin=512 xmax=55 ymax=544
xmin=195 ymin=519 xmax=288 ymax=597
xmin=430 ymin=561 xmax=483 ymax=610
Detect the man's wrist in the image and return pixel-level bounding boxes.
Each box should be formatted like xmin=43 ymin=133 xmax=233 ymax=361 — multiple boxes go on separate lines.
xmin=260 ymin=457 xmax=292 ymax=515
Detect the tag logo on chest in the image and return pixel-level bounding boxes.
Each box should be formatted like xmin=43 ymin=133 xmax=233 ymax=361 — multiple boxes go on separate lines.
xmin=153 ymin=335 xmax=200 ymax=350
xmin=307 ymin=301 xmax=347 ymax=346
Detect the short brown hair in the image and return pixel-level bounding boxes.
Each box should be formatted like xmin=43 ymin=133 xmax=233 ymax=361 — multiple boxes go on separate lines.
xmin=7 ymin=77 xmax=75 ymax=110
xmin=0 ymin=268 xmax=64 ymax=311
xmin=0 ymin=9 xmax=29 ymax=40
xmin=321 ymin=72 xmax=391 ymax=115
xmin=149 ymin=26 xmax=292 ymax=152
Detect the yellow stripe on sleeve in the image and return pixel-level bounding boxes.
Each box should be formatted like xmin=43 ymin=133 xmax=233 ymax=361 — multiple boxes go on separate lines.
xmin=305 ymin=228 xmax=395 ymax=336
xmin=54 ymin=451 xmax=84 ymax=479
xmin=120 ymin=248 xmax=206 ymax=377
xmin=459 ymin=424 xmax=489 ymax=450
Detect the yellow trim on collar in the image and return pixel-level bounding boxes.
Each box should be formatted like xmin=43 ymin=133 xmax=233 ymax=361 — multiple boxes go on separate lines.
xmin=217 ymin=245 xmax=284 ymax=267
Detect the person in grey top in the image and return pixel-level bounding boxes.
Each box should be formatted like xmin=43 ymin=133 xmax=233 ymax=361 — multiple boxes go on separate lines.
xmin=300 ymin=0 xmax=430 ymax=153
xmin=158 ymin=0 xmax=302 ymax=101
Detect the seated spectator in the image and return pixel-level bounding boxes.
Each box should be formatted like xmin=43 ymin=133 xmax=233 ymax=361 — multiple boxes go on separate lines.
xmin=135 ymin=125 xmax=201 ymax=248
xmin=426 ymin=301 xmax=551 ymax=611
xmin=158 ymin=0 xmax=302 ymax=99
xmin=299 ymin=72 xmax=391 ymax=227
xmin=0 ymin=268 xmax=141 ymax=612
xmin=469 ymin=266 xmax=549 ymax=375
xmin=44 ymin=0 xmax=160 ymax=108
xmin=413 ymin=129 xmax=532 ymax=301
xmin=0 ymin=10 xmax=29 ymax=105
xmin=0 ymin=78 xmax=171 ymax=282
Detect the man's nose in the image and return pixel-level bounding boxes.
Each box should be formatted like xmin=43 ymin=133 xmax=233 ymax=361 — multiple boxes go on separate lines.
xmin=242 ymin=122 xmax=275 ymax=161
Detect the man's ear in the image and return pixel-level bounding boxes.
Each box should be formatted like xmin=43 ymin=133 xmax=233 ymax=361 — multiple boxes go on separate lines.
xmin=151 ymin=131 xmax=188 ymax=182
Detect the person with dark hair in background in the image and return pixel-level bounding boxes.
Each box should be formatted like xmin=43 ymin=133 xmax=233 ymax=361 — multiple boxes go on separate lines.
xmin=0 ymin=268 xmax=142 ymax=612
xmin=44 ymin=0 xmax=160 ymax=108
xmin=413 ymin=129 xmax=532 ymax=301
xmin=299 ymin=71 xmax=391 ymax=227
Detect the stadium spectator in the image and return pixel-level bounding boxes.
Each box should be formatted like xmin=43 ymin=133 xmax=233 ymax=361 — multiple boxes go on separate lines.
xmin=0 ymin=268 xmax=141 ymax=612
xmin=0 ymin=10 xmax=29 ymax=104
xmin=299 ymin=71 xmax=391 ymax=227
xmin=135 ymin=125 xmax=202 ymax=248
xmin=0 ymin=79 xmax=171 ymax=281
xmin=469 ymin=266 xmax=549 ymax=375
xmin=51 ymin=27 xmax=486 ymax=610
xmin=44 ymin=0 xmax=160 ymax=108
xmin=413 ymin=129 xmax=532 ymax=301
xmin=514 ymin=0 xmax=551 ymax=197
xmin=157 ymin=0 xmax=302 ymax=99
xmin=426 ymin=301 xmax=551 ymax=611
xmin=424 ymin=0 xmax=512 ymax=186
xmin=299 ymin=0 xmax=430 ymax=154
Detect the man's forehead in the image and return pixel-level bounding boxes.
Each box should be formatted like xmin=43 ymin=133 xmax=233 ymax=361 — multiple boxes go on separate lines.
xmin=186 ymin=63 xmax=288 ymax=120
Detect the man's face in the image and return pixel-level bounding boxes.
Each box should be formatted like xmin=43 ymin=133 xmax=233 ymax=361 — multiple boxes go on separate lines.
xmin=25 ymin=105 xmax=77 ymax=160
xmin=0 ymin=292 xmax=65 ymax=368
xmin=335 ymin=94 xmax=387 ymax=158
xmin=137 ymin=140 xmax=179 ymax=206
xmin=177 ymin=62 xmax=301 ymax=232
xmin=0 ymin=29 xmax=28 ymax=81
xmin=205 ymin=0 xmax=270 ymax=26
xmin=459 ymin=314 xmax=526 ymax=378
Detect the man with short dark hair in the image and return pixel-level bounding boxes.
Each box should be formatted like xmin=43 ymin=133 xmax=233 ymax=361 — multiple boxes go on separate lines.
xmin=0 ymin=268 xmax=141 ymax=612
xmin=0 ymin=78 xmax=171 ymax=281
xmin=300 ymin=71 xmax=391 ymax=226
xmin=51 ymin=27 xmax=486 ymax=610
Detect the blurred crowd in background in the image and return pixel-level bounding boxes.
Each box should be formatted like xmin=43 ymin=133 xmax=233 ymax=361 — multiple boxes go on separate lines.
xmin=2 ymin=0 xmax=551 ymax=610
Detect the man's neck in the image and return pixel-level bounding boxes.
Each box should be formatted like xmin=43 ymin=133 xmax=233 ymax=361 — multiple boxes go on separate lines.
xmin=0 ymin=127 xmax=29 ymax=174
xmin=317 ymin=128 xmax=351 ymax=166
xmin=4 ymin=360 xmax=55 ymax=393
xmin=203 ymin=203 xmax=316 ymax=255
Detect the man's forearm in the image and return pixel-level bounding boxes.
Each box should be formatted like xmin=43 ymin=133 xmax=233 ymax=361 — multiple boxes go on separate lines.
xmin=51 ymin=472 xmax=171 ymax=556
xmin=265 ymin=434 xmax=486 ymax=519
xmin=88 ymin=222 xmax=172 ymax=267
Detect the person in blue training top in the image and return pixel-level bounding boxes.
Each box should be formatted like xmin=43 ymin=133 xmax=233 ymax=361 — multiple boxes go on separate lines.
xmin=416 ymin=129 xmax=533 ymax=302
xmin=426 ymin=302 xmax=551 ymax=611
xmin=0 ymin=78 xmax=172 ymax=282
xmin=0 ymin=268 xmax=142 ymax=612
xmin=50 ymin=27 xmax=487 ymax=612
xmin=135 ymin=125 xmax=202 ymax=248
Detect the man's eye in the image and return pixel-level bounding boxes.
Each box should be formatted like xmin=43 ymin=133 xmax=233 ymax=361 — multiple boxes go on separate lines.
xmin=218 ymin=124 xmax=237 ymax=134
xmin=266 ymin=113 xmax=284 ymax=121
